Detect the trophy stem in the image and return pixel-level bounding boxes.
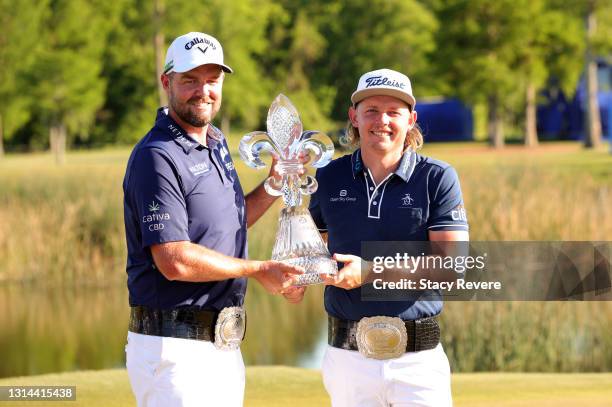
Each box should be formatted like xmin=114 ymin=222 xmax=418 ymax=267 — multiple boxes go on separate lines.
xmin=271 ymin=207 xmax=337 ymax=286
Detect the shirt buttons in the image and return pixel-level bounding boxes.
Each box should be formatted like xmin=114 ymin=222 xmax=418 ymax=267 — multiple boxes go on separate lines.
xmin=373 ymin=201 xmax=377 ymax=205
xmin=369 ymin=187 xmax=374 ymax=191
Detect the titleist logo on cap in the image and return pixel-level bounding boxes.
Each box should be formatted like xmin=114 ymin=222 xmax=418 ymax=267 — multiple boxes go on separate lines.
xmin=365 ymin=76 xmax=406 ymax=89
xmin=351 ymin=68 xmax=415 ymax=107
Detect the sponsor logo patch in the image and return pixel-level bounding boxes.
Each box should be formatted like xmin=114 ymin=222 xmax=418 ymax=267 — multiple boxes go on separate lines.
xmin=330 ymin=189 xmax=357 ymax=202
xmin=401 ymin=193 xmax=414 ymax=206
xmin=143 ymin=201 xmax=171 ymax=231
xmin=148 ymin=201 xmax=160 ymax=212
xmin=365 ymin=75 xmax=406 ymax=90
xmin=184 ymin=37 xmax=217 ymax=51
xmin=451 ymin=205 xmax=468 ymax=222
xmin=189 ymin=162 xmax=210 ymax=176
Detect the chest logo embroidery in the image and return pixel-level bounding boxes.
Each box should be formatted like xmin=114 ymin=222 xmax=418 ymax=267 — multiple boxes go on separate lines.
xmin=219 ymin=146 xmax=235 ymax=172
xmin=189 ymin=162 xmax=210 ymax=176
xmin=330 ymin=189 xmax=357 ymax=202
xmin=401 ymin=193 xmax=414 ymax=206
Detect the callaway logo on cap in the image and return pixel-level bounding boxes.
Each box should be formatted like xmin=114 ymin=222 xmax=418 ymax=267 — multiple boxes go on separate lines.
xmin=164 ymin=32 xmax=233 ymax=74
xmin=351 ymin=68 xmax=416 ymax=109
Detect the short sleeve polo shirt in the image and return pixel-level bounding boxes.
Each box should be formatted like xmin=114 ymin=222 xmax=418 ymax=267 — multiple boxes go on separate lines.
xmin=309 ymin=149 xmax=469 ymax=321
xmin=123 ymin=108 xmax=247 ymax=310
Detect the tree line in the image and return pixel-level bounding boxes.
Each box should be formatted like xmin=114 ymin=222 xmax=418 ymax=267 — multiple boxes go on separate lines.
xmin=0 ymin=0 xmax=610 ymax=161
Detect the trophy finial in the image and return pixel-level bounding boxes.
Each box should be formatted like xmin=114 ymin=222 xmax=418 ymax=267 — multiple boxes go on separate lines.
xmin=239 ymin=94 xmax=335 ymax=207
xmin=266 ymin=94 xmax=303 ymax=159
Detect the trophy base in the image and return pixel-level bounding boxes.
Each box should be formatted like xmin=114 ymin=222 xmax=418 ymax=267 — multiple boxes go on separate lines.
xmin=280 ymin=255 xmax=338 ymax=286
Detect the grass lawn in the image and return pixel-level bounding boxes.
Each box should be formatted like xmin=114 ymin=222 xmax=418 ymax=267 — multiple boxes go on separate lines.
xmin=0 ymin=367 xmax=610 ymax=406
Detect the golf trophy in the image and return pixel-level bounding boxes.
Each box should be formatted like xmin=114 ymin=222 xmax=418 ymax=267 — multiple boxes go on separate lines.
xmin=239 ymin=94 xmax=338 ymax=285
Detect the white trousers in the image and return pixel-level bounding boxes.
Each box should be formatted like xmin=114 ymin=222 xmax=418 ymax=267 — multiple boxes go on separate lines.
xmin=125 ymin=331 xmax=245 ymax=407
xmin=322 ymin=343 xmax=452 ymax=407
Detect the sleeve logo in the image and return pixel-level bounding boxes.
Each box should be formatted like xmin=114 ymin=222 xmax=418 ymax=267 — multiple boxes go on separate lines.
xmin=451 ymin=205 xmax=467 ymax=222
xmin=143 ymin=201 xmax=170 ymax=231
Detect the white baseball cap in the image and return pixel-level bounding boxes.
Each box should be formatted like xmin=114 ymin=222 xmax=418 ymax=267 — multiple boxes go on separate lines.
xmin=351 ymin=68 xmax=416 ymax=109
xmin=163 ymin=32 xmax=233 ymax=74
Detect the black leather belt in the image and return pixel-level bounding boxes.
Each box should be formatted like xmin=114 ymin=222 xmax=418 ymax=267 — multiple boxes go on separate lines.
xmin=328 ymin=315 xmax=440 ymax=353
xmin=129 ymin=305 xmax=218 ymax=341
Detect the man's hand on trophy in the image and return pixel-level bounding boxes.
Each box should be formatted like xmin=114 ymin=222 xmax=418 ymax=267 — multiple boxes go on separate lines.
xmin=269 ymin=151 xmax=310 ymax=181
xmin=322 ymin=253 xmax=364 ymax=290
xmin=282 ymin=286 xmax=307 ymax=304
xmin=295 ymin=150 xmax=311 ymax=170
xmin=253 ymin=260 xmax=304 ymax=295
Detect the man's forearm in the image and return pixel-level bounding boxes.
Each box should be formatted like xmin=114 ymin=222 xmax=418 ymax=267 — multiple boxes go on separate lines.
xmin=152 ymin=241 xmax=262 ymax=282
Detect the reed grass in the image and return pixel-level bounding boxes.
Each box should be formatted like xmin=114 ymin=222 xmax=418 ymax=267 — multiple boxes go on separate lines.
xmin=2 ymin=143 xmax=610 ymax=282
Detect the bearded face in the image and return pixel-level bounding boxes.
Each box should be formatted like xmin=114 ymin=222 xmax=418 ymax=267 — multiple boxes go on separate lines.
xmin=164 ymin=65 xmax=224 ymax=129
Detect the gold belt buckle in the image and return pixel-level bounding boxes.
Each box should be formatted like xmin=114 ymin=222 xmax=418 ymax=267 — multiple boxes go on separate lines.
xmin=214 ymin=306 xmax=246 ymax=350
xmin=356 ymin=316 xmax=407 ymax=360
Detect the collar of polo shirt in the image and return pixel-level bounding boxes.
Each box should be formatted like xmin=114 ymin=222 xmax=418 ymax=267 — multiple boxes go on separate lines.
xmin=350 ymin=149 xmax=417 ymax=183
xmin=156 ymin=107 xmax=222 ymax=154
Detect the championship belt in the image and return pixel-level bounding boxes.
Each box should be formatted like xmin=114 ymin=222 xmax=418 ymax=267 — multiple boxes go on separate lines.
xmin=355 ymin=316 xmax=408 ymax=360
xmin=214 ymin=306 xmax=246 ymax=351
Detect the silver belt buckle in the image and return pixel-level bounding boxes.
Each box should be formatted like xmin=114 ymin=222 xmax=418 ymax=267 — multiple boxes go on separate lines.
xmin=214 ymin=306 xmax=246 ymax=351
xmin=356 ymin=316 xmax=407 ymax=360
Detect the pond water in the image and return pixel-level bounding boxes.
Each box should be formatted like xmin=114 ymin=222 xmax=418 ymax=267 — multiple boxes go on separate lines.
xmin=0 ymin=283 xmax=328 ymax=378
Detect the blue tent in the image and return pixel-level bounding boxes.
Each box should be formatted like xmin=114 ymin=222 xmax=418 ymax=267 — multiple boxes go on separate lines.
xmin=416 ymin=98 xmax=473 ymax=142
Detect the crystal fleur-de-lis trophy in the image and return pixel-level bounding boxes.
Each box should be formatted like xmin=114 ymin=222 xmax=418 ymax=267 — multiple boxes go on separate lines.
xmin=239 ymin=94 xmax=338 ymax=285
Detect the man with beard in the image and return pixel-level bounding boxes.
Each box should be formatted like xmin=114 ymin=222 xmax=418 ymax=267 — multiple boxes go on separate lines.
xmin=123 ymin=32 xmax=304 ymax=407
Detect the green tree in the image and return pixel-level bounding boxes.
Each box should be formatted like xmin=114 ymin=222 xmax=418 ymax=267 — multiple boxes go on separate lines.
xmin=552 ymin=0 xmax=612 ymax=148
xmin=516 ymin=1 xmax=584 ymax=147
xmin=260 ymin=1 xmax=336 ymax=131
xmin=27 ymin=0 xmax=112 ymax=162
xmin=153 ymin=0 xmax=167 ymax=108
xmin=430 ymin=0 xmax=534 ymax=148
xmin=96 ymin=0 xmax=278 ymax=143
xmin=0 ymin=0 xmax=48 ymax=156
xmin=582 ymin=0 xmax=612 ymax=148
xmin=95 ymin=0 xmax=211 ymax=145
xmin=200 ymin=0 xmax=283 ymax=134
xmin=95 ymin=0 xmax=162 ymax=145
xmin=316 ymin=0 xmax=438 ymax=121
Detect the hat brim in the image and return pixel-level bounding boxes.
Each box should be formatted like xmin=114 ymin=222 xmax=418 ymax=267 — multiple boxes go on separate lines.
xmin=351 ymin=88 xmax=415 ymax=109
xmin=171 ymin=61 xmax=233 ymax=74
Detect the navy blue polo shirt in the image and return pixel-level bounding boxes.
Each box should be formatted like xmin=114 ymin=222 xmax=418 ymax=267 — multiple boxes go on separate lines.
xmin=123 ymin=108 xmax=247 ymax=310
xmin=309 ymin=149 xmax=469 ymax=321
